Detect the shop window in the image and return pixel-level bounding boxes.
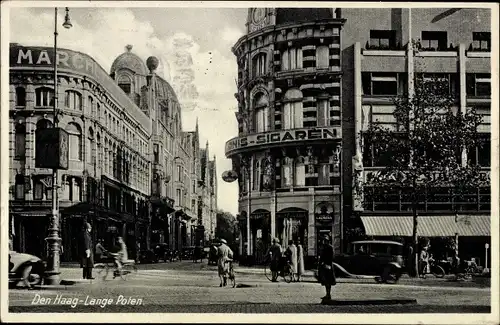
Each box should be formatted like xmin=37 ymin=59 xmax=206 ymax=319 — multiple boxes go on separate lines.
xmin=362 ymin=72 xmax=398 ymax=96
xmin=66 ymin=122 xmax=82 ymax=161
xmin=35 ymin=87 xmax=54 ymax=108
xmin=421 ymin=31 xmax=447 ymax=51
xmin=15 ymin=87 xmax=26 ymax=107
xmin=252 ymin=53 xmax=267 ymax=78
xmin=472 ymin=32 xmax=491 ymax=51
xmin=466 ymin=73 xmax=491 ymax=97
xmin=369 ymin=30 xmax=396 ymax=49
xmin=282 ymin=89 xmax=303 ymax=130
xmin=316 ymin=46 xmax=329 ymax=68
xmin=14 ymin=123 xmax=26 ymax=160
xmin=65 ymin=90 xmax=82 ymax=110
xmin=281 ymin=48 xmax=302 ymax=71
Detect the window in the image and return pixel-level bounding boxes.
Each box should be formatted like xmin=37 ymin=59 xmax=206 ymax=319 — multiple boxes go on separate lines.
xmin=33 ymin=175 xmax=53 ymax=201
xmin=468 ymin=135 xmax=490 ymax=167
xmin=118 ymin=75 xmax=132 ymax=94
xmin=472 ymin=32 xmax=491 ymax=51
xmin=153 ymin=144 xmax=159 ymax=163
xmin=282 ymin=89 xmax=303 ymax=130
xmin=420 ymin=73 xmax=458 ymax=96
xmin=281 ymin=48 xmax=303 ymax=71
xmin=466 ymin=73 xmax=491 ymax=97
xmin=66 ymin=122 xmax=82 ymax=161
xmin=421 ymin=31 xmax=447 ymax=51
xmin=15 ymin=87 xmax=26 ymax=107
xmin=97 ymin=103 xmax=101 ymax=120
xmin=97 ymin=133 xmax=102 ymax=167
xmin=88 ymin=96 xmax=94 ymax=115
xmin=294 ymin=157 xmax=305 ymax=186
xmin=192 ymin=180 xmax=196 ymax=193
xmin=176 ymin=189 xmax=182 ymax=205
xmin=177 ymin=165 xmax=182 ymax=181
xmin=317 ymin=98 xmax=329 ymax=127
xmin=253 ymin=93 xmax=269 ymax=133
xmin=252 ymin=53 xmax=267 ymax=77
xmin=253 ymin=159 xmax=260 ymax=191
xmin=65 ymin=91 xmax=82 ymax=110
xmin=14 ymin=123 xmax=26 ymax=160
xmin=369 ymin=30 xmax=396 ymax=49
xmin=315 ymin=46 xmax=329 ymax=68
xmin=318 ymin=163 xmax=330 ymax=185
xmin=15 ymin=174 xmax=26 ymax=200
xmin=281 ymin=157 xmax=293 ymax=187
xmin=35 ymin=87 xmax=54 ymax=107
xmin=362 ymin=73 xmax=398 ymax=96
xmin=88 ymin=127 xmax=95 ymax=165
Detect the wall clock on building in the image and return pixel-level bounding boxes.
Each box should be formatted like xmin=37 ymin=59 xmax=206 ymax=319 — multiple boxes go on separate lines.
xmin=249 ymin=8 xmax=268 ymax=32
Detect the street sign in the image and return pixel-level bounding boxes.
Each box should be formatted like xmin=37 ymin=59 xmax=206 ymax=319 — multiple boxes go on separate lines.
xmin=222 ymin=170 xmax=238 ymax=183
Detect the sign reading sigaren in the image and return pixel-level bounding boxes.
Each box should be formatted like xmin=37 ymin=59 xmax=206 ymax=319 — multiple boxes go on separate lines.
xmin=225 ymin=127 xmax=341 ymax=156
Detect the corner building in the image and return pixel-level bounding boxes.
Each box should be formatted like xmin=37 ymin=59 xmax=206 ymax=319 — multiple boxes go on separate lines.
xmin=226 ymin=8 xmax=345 ymax=264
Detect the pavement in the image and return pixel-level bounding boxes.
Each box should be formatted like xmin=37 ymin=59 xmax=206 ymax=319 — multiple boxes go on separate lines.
xmin=7 ymin=260 xmax=492 ymax=315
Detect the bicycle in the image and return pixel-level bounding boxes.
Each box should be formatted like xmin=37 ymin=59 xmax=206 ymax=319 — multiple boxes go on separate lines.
xmin=225 ymin=259 xmax=236 ymax=288
xmin=264 ymin=257 xmax=293 ymax=283
xmin=94 ymin=253 xmax=138 ymax=280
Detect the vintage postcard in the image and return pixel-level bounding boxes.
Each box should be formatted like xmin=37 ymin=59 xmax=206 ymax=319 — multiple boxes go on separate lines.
xmin=1 ymin=1 xmax=498 ymax=324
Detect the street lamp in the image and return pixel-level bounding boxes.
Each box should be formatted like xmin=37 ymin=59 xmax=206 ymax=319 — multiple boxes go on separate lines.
xmin=44 ymin=7 xmax=72 ymax=285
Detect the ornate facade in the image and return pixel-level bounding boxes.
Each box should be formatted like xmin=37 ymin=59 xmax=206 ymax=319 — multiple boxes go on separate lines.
xmin=226 ymin=8 xmax=346 ymax=263
xmin=8 ymin=43 xmax=217 ymax=261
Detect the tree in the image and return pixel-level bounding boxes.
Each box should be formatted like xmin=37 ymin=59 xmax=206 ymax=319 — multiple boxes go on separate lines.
xmin=215 ymin=210 xmax=239 ymax=255
xmin=362 ymin=74 xmax=486 ymax=277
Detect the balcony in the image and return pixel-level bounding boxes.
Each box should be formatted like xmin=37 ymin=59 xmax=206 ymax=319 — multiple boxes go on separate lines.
xmin=225 ymin=126 xmax=342 ymax=157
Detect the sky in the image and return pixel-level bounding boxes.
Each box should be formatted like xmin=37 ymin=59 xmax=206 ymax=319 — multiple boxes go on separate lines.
xmin=8 ymin=5 xmax=248 ymax=215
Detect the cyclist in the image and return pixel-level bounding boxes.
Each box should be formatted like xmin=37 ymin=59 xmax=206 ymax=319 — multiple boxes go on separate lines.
xmin=112 ymin=237 xmax=129 ymax=278
xmin=267 ymin=238 xmax=282 ymax=282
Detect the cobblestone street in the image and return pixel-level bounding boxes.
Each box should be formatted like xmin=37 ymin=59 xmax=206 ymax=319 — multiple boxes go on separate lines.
xmin=8 ymin=261 xmax=491 ymax=314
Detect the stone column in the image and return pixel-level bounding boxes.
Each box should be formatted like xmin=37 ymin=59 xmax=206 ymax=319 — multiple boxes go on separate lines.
xmin=270 ymin=191 xmax=276 ymax=239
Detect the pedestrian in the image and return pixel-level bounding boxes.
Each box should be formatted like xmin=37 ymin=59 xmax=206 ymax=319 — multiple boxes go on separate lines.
xmin=95 ymin=239 xmax=107 ymax=263
xmin=217 ymin=238 xmax=233 ymax=287
xmin=113 ymin=236 xmax=129 ymax=278
xmin=267 ymin=238 xmax=282 ymax=282
xmin=80 ymin=222 xmax=94 ymax=280
xmin=285 ymin=240 xmax=298 ymax=282
xmin=419 ymin=244 xmax=430 ymax=278
xmin=318 ymin=234 xmax=336 ymax=302
xmin=297 ymin=241 xmax=305 ymax=282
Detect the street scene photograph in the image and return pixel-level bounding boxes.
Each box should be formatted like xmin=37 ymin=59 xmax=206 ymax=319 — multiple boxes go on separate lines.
xmin=2 ymin=1 xmax=498 ymax=324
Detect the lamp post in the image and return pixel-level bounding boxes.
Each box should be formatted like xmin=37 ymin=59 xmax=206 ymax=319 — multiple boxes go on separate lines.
xmin=44 ymin=7 xmax=72 ymax=285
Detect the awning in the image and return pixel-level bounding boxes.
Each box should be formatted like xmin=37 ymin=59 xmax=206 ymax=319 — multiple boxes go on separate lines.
xmin=360 ymin=215 xmax=490 ymax=237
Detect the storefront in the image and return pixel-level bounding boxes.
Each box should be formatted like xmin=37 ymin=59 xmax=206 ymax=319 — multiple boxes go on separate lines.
xmin=276 ymin=208 xmax=308 ymax=250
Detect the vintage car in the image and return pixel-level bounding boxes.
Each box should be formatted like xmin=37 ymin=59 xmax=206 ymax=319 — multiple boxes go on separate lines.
xmin=9 ymin=250 xmax=46 ymax=288
xmin=332 ymin=240 xmax=405 ymax=284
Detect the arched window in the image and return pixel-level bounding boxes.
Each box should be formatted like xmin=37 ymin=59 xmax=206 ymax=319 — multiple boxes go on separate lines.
xmin=35 ymin=87 xmax=54 ymax=108
xmin=65 ymin=90 xmax=82 ymax=110
xmin=253 ymin=158 xmax=260 ymax=191
xmin=283 ymin=89 xmax=303 ymax=130
xmin=88 ymin=127 xmax=95 ymax=165
xmin=15 ymin=87 xmax=26 ymax=107
xmin=97 ymin=103 xmax=101 ymax=121
xmin=294 ymin=156 xmax=306 ymax=186
xmin=282 ymin=47 xmax=303 ymax=71
xmin=88 ymin=96 xmax=94 ymax=115
xmin=66 ymin=122 xmax=82 ymax=161
xmin=252 ymin=53 xmax=267 ymax=78
xmin=118 ymin=75 xmax=132 ymax=94
xmin=14 ymin=123 xmax=26 ymax=160
xmin=253 ymin=93 xmax=269 ymax=133
xmin=97 ymin=133 xmax=102 ymax=168
xmin=36 ymin=119 xmax=53 ymax=130
xmin=316 ymin=45 xmax=329 ymax=69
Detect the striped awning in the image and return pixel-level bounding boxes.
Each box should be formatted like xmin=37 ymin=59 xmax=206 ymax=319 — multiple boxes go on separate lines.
xmin=360 ymin=215 xmax=490 ymax=237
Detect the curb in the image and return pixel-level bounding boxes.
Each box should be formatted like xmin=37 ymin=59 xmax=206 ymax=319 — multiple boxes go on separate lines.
xmin=321 ymin=298 xmax=418 ymax=306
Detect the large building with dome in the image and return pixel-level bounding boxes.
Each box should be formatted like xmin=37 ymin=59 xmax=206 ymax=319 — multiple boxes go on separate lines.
xmin=8 ymin=43 xmax=218 ymax=262
xmin=227 ymin=7 xmax=491 ymax=266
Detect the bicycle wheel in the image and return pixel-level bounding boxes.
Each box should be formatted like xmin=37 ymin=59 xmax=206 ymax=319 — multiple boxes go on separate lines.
xmin=94 ymin=263 xmax=109 ymax=280
xmin=282 ymin=265 xmax=293 ymax=283
xmin=119 ymin=263 xmax=137 ymax=281
xmin=432 ymin=265 xmax=445 ymax=278
xmin=229 ymin=267 xmax=236 ymax=288
xmin=264 ymin=262 xmax=274 ymax=282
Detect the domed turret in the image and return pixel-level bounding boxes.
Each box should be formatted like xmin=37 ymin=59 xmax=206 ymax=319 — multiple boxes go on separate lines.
xmin=110 ymin=45 xmax=148 ymax=76
xmin=146 ymin=56 xmax=159 ymax=73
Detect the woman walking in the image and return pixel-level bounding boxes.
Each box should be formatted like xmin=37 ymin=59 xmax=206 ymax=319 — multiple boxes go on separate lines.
xmin=297 ymin=241 xmax=305 ymax=282
xmin=285 ymin=240 xmax=298 ymax=282
xmin=318 ymin=234 xmax=336 ymax=301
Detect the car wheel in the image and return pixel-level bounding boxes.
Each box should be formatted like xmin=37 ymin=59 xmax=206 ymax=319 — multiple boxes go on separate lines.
xmin=23 ymin=266 xmax=42 ymax=286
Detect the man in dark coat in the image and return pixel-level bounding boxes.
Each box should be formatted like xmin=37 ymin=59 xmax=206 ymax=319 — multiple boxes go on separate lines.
xmin=80 ymin=222 xmax=94 ymax=279
xmin=318 ymin=234 xmax=336 ymax=301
